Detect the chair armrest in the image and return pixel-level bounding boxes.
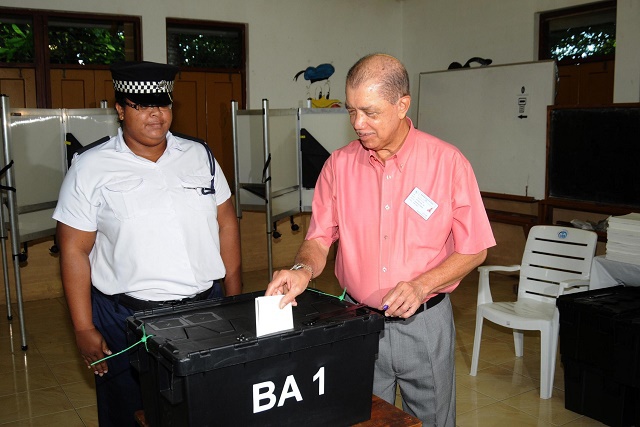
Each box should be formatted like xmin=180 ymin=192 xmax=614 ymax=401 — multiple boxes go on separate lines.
xmin=477 ymin=265 xmax=521 ymax=305
xmin=478 ymin=265 xmax=521 ymax=274
xmin=558 ymin=279 xmax=590 ymax=296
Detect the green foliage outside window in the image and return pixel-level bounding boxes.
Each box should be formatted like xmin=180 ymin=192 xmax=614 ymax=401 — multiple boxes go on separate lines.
xmin=0 ymin=22 xmax=34 ymax=63
xmin=48 ymin=26 xmax=125 ymax=65
xmin=0 ymin=19 xmax=126 ymax=65
xmin=548 ymin=23 xmax=616 ymax=62
xmin=169 ymin=32 xmax=242 ymax=69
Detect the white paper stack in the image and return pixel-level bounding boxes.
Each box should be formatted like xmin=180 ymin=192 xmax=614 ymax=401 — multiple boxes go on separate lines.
xmin=606 ymin=213 xmax=640 ymax=265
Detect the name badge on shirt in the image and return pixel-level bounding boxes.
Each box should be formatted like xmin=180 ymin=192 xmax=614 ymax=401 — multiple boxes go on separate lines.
xmin=405 ymin=187 xmax=438 ymax=220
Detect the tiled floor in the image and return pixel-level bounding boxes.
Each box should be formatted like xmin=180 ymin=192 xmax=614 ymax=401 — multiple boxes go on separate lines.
xmin=0 ymin=265 xmax=607 ymax=426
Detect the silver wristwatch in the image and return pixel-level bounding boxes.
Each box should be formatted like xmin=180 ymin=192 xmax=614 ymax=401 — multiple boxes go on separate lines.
xmin=290 ymin=263 xmax=313 ymax=278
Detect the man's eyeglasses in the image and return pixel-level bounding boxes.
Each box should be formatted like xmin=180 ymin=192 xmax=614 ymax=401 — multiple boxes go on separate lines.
xmin=123 ymin=100 xmax=172 ymax=112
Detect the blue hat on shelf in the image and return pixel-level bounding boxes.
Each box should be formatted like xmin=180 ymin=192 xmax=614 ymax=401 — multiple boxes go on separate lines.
xmin=110 ymin=61 xmax=179 ymax=106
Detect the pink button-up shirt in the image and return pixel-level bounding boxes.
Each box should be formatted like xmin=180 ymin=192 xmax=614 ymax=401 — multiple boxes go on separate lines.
xmin=307 ymin=119 xmax=495 ymax=307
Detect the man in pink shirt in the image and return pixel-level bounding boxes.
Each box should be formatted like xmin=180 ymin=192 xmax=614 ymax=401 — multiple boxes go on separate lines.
xmin=266 ymin=53 xmax=495 ymax=426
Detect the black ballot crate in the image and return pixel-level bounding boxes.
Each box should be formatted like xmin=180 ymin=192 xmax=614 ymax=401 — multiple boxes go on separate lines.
xmin=563 ymin=359 xmax=639 ymax=427
xmin=126 ymin=290 xmax=385 ymax=427
xmin=557 ymin=286 xmax=640 ymax=426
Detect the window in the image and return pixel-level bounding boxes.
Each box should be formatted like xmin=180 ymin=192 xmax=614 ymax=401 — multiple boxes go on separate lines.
xmin=539 ymin=1 xmax=616 ymax=64
xmin=0 ymin=14 xmax=34 ymax=63
xmin=48 ymin=18 xmax=136 ymax=65
xmin=1 ymin=8 xmax=140 ymax=107
xmin=1 ymin=9 xmax=139 ymax=67
xmin=167 ymin=19 xmax=245 ymax=70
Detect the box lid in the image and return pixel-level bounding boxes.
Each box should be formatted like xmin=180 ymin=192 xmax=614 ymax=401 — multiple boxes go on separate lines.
xmin=557 ymin=285 xmax=640 ymax=316
xmin=126 ymin=290 xmax=384 ymax=376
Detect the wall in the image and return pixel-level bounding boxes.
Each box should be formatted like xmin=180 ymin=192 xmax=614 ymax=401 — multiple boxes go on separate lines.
xmin=1 ymin=0 xmax=402 ymax=109
xmin=614 ymin=0 xmax=640 ymax=102
xmin=401 ymin=0 xmax=640 ymax=116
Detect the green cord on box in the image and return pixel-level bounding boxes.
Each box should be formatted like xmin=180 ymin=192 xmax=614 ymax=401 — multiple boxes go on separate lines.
xmin=90 ymin=324 xmax=153 ymax=366
xmin=307 ymin=287 xmax=347 ymax=301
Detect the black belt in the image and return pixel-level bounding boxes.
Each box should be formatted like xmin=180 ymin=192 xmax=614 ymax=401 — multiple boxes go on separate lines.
xmin=93 ymin=283 xmax=218 ymax=312
xmin=368 ymin=292 xmax=446 ymax=321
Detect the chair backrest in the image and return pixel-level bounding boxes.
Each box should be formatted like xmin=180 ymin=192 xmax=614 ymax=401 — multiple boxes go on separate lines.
xmin=518 ymin=225 xmax=598 ymax=303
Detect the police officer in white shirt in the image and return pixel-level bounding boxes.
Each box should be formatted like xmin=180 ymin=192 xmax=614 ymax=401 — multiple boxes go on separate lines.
xmin=53 ymin=61 xmax=242 ymax=426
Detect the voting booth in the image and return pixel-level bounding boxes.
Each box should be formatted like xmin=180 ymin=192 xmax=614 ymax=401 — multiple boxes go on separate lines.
xmin=0 ymin=94 xmax=119 ymax=349
xmin=127 ymin=290 xmax=384 ymax=427
xmin=231 ymin=100 xmax=353 ymax=277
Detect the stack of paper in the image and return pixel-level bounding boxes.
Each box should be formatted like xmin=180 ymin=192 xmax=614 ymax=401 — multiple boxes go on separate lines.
xmin=606 ymin=213 xmax=640 ymax=265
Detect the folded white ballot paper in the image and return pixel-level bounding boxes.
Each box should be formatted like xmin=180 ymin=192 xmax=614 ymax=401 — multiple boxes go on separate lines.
xmin=255 ymin=295 xmax=294 ymax=337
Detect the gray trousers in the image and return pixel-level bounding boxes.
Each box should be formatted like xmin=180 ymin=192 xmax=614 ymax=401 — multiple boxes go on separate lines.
xmin=373 ymin=294 xmax=456 ymax=427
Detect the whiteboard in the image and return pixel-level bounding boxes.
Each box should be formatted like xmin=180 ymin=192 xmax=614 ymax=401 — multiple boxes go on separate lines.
xmin=417 ymin=60 xmax=556 ymax=200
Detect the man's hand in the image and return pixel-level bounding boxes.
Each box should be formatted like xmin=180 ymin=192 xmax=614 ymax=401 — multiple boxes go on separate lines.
xmin=75 ymin=328 xmax=112 ymax=376
xmin=380 ymin=280 xmax=427 ymax=319
xmin=265 ymin=268 xmax=312 ymax=309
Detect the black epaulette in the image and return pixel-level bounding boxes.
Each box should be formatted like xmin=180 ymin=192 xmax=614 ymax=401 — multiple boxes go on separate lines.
xmin=76 ymin=136 xmax=111 ymax=156
xmin=172 ymin=132 xmax=216 ymax=195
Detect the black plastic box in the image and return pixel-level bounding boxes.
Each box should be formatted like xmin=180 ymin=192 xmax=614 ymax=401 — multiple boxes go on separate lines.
xmin=126 ymin=290 xmax=384 ymax=427
xmin=563 ymin=359 xmax=639 ymax=427
xmin=557 ymin=286 xmax=640 ymax=426
xmin=557 ymin=286 xmax=640 ymax=370
xmin=613 ymin=313 xmax=640 ymax=388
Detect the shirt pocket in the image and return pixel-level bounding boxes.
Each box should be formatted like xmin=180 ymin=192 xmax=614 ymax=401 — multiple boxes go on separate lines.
xmin=179 ymin=175 xmax=217 ymax=211
xmin=102 ymin=177 xmax=167 ymax=220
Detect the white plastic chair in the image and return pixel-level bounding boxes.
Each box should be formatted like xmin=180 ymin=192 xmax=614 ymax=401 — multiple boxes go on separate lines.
xmin=469 ymin=225 xmax=597 ymax=399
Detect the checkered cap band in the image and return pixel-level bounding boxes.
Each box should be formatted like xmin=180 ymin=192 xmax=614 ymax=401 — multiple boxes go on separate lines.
xmin=113 ymin=79 xmax=175 ymax=94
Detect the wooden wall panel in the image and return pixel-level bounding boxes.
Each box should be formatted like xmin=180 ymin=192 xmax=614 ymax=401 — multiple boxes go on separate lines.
xmin=206 ymin=73 xmax=242 ymax=184
xmin=556 ymin=60 xmax=614 ymax=106
xmin=50 ymin=69 xmax=95 ymax=108
xmin=171 ymin=71 xmax=207 ymax=139
xmin=94 ymin=69 xmax=115 ymax=108
xmin=0 ymin=68 xmax=37 ymax=108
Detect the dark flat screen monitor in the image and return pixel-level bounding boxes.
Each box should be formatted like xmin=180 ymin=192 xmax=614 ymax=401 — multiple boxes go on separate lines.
xmin=547 ymin=105 xmax=640 ymax=209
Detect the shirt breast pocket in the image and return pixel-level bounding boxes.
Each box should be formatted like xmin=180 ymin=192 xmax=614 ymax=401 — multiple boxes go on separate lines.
xmin=180 ymin=175 xmax=217 ymax=211
xmin=102 ymin=177 xmax=168 ymax=220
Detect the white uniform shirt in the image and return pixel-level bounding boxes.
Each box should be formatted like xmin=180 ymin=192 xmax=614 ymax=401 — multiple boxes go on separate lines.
xmin=53 ymin=129 xmax=232 ymax=300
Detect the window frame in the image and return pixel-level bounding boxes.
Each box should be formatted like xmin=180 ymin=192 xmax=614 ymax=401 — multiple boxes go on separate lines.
xmin=166 ymin=17 xmax=246 ymax=73
xmin=0 ymin=7 xmax=141 ymax=107
xmin=538 ymin=0 xmax=616 ymax=66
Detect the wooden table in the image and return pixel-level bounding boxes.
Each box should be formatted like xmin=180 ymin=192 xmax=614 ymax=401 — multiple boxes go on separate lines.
xmin=135 ymin=394 xmax=422 ymax=426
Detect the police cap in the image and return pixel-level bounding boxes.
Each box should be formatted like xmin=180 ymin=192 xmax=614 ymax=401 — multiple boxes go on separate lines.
xmin=110 ymin=61 xmax=179 ymax=106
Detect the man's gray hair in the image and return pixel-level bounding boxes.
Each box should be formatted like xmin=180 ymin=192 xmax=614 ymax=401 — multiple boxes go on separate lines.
xmin=346 ymin=53 xmax=410 ymax=104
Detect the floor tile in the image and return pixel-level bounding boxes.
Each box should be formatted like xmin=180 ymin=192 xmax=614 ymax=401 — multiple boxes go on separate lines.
xmin=0 ymin=346 xmax=47 ymax=374
xmin=457 ymin=365 xmax=538 ymax=401
xmin=0 ymin=409 xmax=85 ymax=426
xmin=0 ymin=365 xmax=58 ymax=397
xmin=0 ymin=386 xmax=74 ymax=424
xmin=501 ymin=388 xmax=583 ymax=426
xmin=60 ymin=380 xmax=97 ymax=409
xmin=457 ymin=401 xmax=554 ymax=427
xmin=48 ymin=360 xmax=94 ymax=386
xmin=456 ymin=383 xmax=498 ymax=415
xmin=75 ymin=405 xmax=99 ymax=427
